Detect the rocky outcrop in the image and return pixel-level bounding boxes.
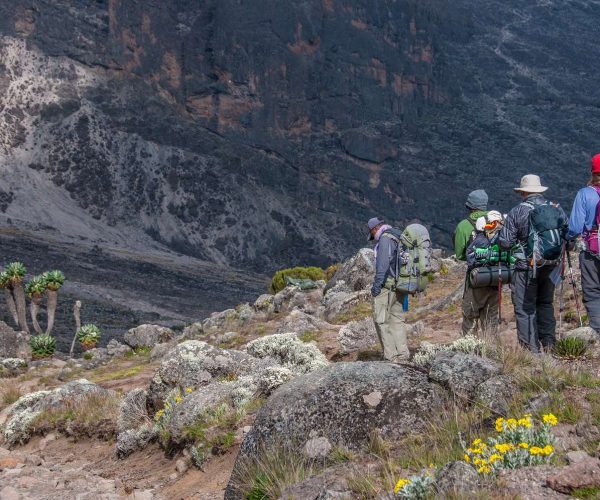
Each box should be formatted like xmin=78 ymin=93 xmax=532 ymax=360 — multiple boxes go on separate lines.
xmin=547 ymin=456 xmax=600 ymax=494
xmin=3 ymin=379 xmax=116 ymax=446
xmin=435 ymin=461 xmax=479 ymax=496
xmin=124 ymin=325 xmax=175 ymax=349
xmin=0 ymin=322 xmax=30 ymax=360
xmin=227 ymin=362 xmax=446 ymax=498
xmin=274 ymin=309 xmax=330 ymax=335
xmin=0 ymin=358 xmax=27 ymax=377
xmin=428 ymin=350 xmax=502 ymax=399
xmin=324 ymin=249 xmax=374 ymax=294
xmin=337 ymin=317 xmax=378 ymax=355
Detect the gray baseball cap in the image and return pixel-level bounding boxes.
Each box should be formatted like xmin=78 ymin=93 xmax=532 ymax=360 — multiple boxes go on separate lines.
xmin=367 ymin=217 xmax=384 ymax=240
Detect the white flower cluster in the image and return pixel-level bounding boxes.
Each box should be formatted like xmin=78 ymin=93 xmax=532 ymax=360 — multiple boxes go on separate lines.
xmin=257 ymin=365 xmax=294 ymax=395
xmin=412 ymin=335 xmax=486 ymax=368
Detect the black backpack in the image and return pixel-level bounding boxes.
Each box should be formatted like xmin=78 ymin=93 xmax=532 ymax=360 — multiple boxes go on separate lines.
xmin=522 ymin=200 xmax=566 ymax=263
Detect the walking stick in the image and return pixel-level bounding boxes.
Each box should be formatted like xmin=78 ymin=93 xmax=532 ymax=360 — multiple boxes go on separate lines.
xmin=558 ymin=250 xmax=566 ymax=337
xmin=497 ymin=266 xmax=503 ymax=323
xmin=566 ymin=250 xmax=584 ymax=327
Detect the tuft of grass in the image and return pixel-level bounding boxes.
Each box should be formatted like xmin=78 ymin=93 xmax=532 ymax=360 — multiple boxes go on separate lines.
xmin=329 ymin=445 xmax=356 ymax=463
xmin=232 ymin=445 xmax=321 ymax=500
xmin=83 ymin=352 xmax=93 ymax=360
xmin=347 ymin=473 xmax=380 ymax=500
xmin=553 ymin=337 xmax=588 ymax=359
xmin=298 ymin=330 xmax=321 ymax=343
xmin=0 ymin=380 xmax=23 ymax=410
xmin=332 ymin=302 xmax=373 ymax=324
xmin=541 ymin=393 xmax=583 ymax=424
xmin=572 ymin=486 xmax=600 ymax=499
xmin=367 ymin=430 xmax=391 ymax=459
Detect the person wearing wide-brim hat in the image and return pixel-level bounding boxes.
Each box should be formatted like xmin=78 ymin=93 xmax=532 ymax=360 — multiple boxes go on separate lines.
xmin=498 ymin=174 xmax=567 ymax=353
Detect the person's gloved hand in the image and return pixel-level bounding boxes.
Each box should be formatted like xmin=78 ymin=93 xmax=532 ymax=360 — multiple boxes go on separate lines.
xmin=567 ymin=239 xmax=576 ymax=252
xmin=371 ymin=285 xmax=381 ymax=297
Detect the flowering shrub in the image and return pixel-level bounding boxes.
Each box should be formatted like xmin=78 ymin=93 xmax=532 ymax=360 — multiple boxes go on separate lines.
xmin=412 ymin=335 xmax=486 ymax=367
xmin=394 ymin=473 xmax=435 ymax=499
xmin=464 ymin=413 xmax=558 ymax=474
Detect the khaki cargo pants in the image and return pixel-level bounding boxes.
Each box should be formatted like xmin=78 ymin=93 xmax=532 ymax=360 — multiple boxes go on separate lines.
xmin=462 ymin=283 xmax=499 ymax=337
xmin=373 ymin=286 xmax=410 ymax=361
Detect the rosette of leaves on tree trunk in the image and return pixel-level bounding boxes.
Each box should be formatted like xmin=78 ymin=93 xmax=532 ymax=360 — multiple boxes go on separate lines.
xmin=5 ymin=262 xmax=29 ymax=334
xmin=30 ymin=334 xmax=56 ymax=359
xmin=77 ymin=323 xmax=101 ymax=350
xmin=25 ymin=275 xmax=47 ymax=334
xmin=0 ymin=270 xmax=19 ymax=327
xmin=42 ymin=270 xmax=65 ymax=336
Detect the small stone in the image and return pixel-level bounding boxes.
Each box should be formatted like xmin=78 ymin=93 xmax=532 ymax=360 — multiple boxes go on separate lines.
xmin=0 ymin=486 xmax=20 ymax=500
xmin=564 ymin=326 xmax=597 ymax=343
xmin=303 ymin=437 xmax=332 ymax=459
xmin=435 ymin=461 xmax=479 ymax=495
xmin=169 ymin=473 xmax=178 ymax=481
xmin=566 ymin=450 xmax=591 ymax=464
xmin=25 ymin=454 xmax=43 ymax=466
xmin=243 ymin=426 xmax=252 ymax=435
xmin=175 ymin=458 xmax=189 ymax=474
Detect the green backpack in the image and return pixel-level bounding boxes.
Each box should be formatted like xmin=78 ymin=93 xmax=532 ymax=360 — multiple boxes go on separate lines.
xmin=385 ymin=224 xmax=433 ymax=294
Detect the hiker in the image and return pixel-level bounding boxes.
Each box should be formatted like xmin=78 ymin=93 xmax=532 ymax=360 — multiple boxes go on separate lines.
xmin=367 ymin=217 xmax=411 ymax=362
xmin=463 ymin=210 xmax=506 ymax=336
xmin=454 ymin=190 xmax=498 ymax=335
xmin=566 ymin=154 xmax=600 ymax=334
xmin=499 ymin=175 xmax=567 ymax=352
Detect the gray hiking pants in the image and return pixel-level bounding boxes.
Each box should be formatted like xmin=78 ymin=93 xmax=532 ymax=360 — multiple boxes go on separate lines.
xmin=511 ymin=267 xmax=556 ymax=352
xmin=462 ymin=283 xmax=499 ymax=336
xmin=372 ymin=288 xmax=410 ymax=361
xmin=579 ymin=252 xmax=600 ymax=333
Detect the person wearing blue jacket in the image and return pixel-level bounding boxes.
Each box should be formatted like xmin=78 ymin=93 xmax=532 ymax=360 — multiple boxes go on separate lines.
xmin=567 ymin=154 xmax=600 ymax=334
xmin=367 ymin=217 xmax=410 ymax=362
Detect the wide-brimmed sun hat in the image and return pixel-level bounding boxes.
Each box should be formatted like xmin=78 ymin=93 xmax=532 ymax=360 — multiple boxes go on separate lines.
xmin=513 ymin=174 xmax=548 ymax=193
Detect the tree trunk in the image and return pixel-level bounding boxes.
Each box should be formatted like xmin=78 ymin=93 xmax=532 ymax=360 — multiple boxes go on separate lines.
xmin=46 ymin=289 xmax=58 ymax=335
xmin=4 ymin=288 xmax=19 ymax=327
xmin=69 ymin=300 xmax=82 ymax=358
xmin=30 ymin=295 xmax=43 ymax=334
xmin=13 ymin=282 xmax=29 ymax=334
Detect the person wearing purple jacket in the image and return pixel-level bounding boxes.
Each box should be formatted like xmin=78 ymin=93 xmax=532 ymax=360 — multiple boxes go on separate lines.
xmin=367 ymin=217 xmax=410 ymax=362
xmin=567 ymin=154 xmax=600 ymax=334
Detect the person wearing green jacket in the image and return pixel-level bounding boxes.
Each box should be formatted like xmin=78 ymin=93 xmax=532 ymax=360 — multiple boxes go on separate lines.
xmin=454 ymin=190 xmax=498 ymax=336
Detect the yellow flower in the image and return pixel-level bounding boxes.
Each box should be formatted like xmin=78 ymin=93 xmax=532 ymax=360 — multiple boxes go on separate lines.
xmin=488 ymin=453 xmax=502 ymax=464
xmin=495 ymin=443 xmax=515 ymax=454
xmin=394 ymin=479 xmax=411 ymax=494
xmin=464 ymin=454 xmax=471 ymax=463
xmin=472 ymin=438 xmax=482 ymax=446
xmin=174 ymin=395 xmax=183 ymax=404
xmin=495 ymin=417 xmax=504 ymax=432
xmin=505 ymin=418 xmax=518 ymax=430
xmin=543 ymin=414 xmax=558 ymax=426
xmin=473 ymin=457 xmax=482 ymax=466
xmin=518 ymin=416 xmax=532 ymax=428
xmin=185 ymin=387 xmax=193 ymax=393
xmin=518 ymin=443 xmax=529 ymax=449
xmin=542 ymin=445 xmax=554 ymax=455
xmin=478 ymin=465 xmax=492 ymax=474
xmin=529 ymin=446 xmax=543 ymax=455
xmin=154 ymin=409 xmax=164 ymax=421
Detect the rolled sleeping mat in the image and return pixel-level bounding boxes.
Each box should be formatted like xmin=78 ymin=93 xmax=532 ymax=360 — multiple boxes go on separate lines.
xmin=469 ymin=265 xmax=513 ymax=288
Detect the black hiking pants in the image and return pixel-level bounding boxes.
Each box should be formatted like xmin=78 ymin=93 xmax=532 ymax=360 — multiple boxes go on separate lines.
xmin=511 ymin=266 xmax=556 ymax=352
xmin=580 ymin=252 xmax=600 ymax=333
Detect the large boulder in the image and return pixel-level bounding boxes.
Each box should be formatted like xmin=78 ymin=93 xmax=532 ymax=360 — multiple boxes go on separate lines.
xmin=3 ymin=379 xmax=116 ymax=446
xmin=0 ymin=358 xmax=28 ymax=378
xmin=147 ymin=340 xmax=255 ymax=412
xmin=475 ymin=375 xmax=518 ymax=415
xmin=435 ymin=461 xmax=479 ymax=496
xmin=202 ymin=305 xmax=255 ymax=335
xmin=547 ymin=456 xmax=600 ymax=494
xmin=226 ymin=362 xmax=446 ymax=499
xmin=274 ymin=309 xmax=331 ymax=336
xmin=123 ymin=324 xmax=175 ymax=349
xmin=337 ymin=317 xmax=378 ymax=355
xmin=429 ymin=351 xmax=502 ymax=398
xmin=322 ymin=287 xmax=371 ymax=323
xmin=0 ymin=322 xmax=30 ymax=360
xmin=324 ymin=249 xmax=374 ymax=294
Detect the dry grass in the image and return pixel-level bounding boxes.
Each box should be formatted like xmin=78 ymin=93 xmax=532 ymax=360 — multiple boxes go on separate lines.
xmin=332 ymin=302 xmax=373 ymax=324
xmin=0 ymin=380 xmax=22 ymax=410
xmin=31 ymin=390 xmax=121 ymax=440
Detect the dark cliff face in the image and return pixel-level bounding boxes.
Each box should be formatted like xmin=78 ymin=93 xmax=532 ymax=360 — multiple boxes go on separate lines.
xmin=0 ymin=0 xmax=598 ymax=273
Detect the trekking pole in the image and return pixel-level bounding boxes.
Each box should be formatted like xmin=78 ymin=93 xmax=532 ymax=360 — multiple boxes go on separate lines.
xmin=497 ymin=266 xmax=503 ymax=323
xmin=558 ymin=248 xmax=566 ymax=337
xmin=566 ymin=249 xmax=584 ymax=327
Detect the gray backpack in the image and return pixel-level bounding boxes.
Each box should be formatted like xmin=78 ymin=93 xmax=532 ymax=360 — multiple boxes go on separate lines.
xmin=386 ymin=224 xmax=433 ymax=294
